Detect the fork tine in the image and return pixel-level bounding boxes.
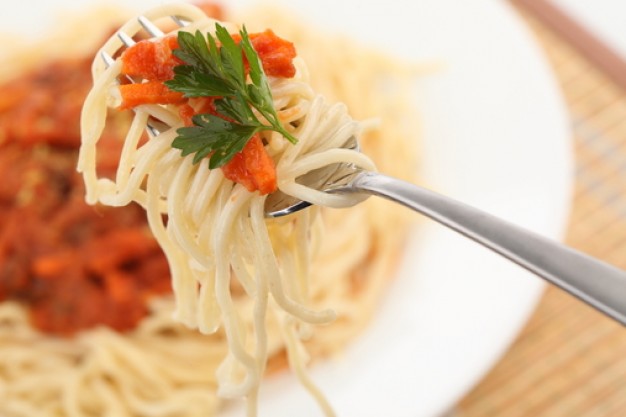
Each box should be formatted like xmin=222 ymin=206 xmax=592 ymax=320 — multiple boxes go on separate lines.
xmin=138 ymin=16 xmax=165 ymax=37
xmin=117 ymin=31 xmax=136 ymax=47
xmin=100 ymin=51 xmax=116 ymax=68
xmin=170 ymin=16 xmax=189 ymax=28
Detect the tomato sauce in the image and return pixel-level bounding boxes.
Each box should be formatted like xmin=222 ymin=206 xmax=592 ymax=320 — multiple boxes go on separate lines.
xmin=0 ymin=55 xmax=172 ymax=336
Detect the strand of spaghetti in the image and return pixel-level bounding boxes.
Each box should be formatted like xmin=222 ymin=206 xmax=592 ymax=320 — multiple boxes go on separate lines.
xmin=91 ymin=377 xmax=126 ymax=416
xmin=168 ymin=157 xmax=213 ymax=270
xmin=278 ymin=149 xmax=375 ymax=208
xmin=230 ymin=218 xmax=257 ymax=296
xmin=252 ymin=207 xmax=337 ymax=324
xmin=119 ymin=384 xmax=217 ymax=417
xmin=275 ymin=213 xmax=315 ymax=304
xmin=279 ymin=182 xmax=361 ymax=208
xmin=273 ymin=92 xmax=312 ymax=114
xmin=0 ymin=402 xmax=35 ymax=417
xmin=135 ymin=104 xmax=181 ymax=128
xmin=246 ymin=389 xmax=260 ymax=417
xmin=311 ymin=117 xmax=362 ymax=151
xmin=281 ymin=315 xmax=336 ymax=417
xmin=144 ymin=154 xmax=199 ymax=327
xmin=246 ymin=198 xmax=273 ymax=415
xmin=4 ymin=373 xmax=59 ymax=398
xmin=197 ymin=180 xmax=232 ymax=258
xmin=271 ymin=80 xmax=314 ymax=124
xmin=212 ymin=187 xmax=259 ymax=396
xmin=97 ymin=331 xmax=172 ymax=392
xmin=293 ymin=102 xmax=355 ymax=156
xmin=78 ymin=60 xmax=121 ymax=204
xmin=100 ymin=129 xmax=172 ymax=207
xmin=281 ymin=148 xmax=376 ymax=179
xmin=186 ymin=160 xmax=217 ymax=225
xmin=89 ymin=340 xmax=159 ymax=397
xmin=275 ymin=231 xmax=304 ymax=303
xmin=62 ymin=366 xmax=84 ymax=417
xmin=277 ymin=98 xmax=331 ymax=165
xmin=93 ymin=334 xmax=219 ymax=417
xmin=122 ymin=147 xmax=169 ymax=205
xmin=294 ymin=209 xmax=313 ymax=301
xmin=196 ymin=266 xmax=220 ymax=334
xmin=278 ymin=102 xmax=311 ymax=125
xmin=270 ymin=78 xmax=314 ymax=100
xmin=115 ymin=110 xmax=150 ymax=187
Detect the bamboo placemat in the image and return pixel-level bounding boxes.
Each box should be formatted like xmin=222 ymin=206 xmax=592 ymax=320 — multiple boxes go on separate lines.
xmin=457 ymin=3 xmax=626 ymax=417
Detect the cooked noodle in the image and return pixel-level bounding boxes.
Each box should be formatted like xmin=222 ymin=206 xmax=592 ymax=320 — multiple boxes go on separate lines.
xmin=0 ymin=4 xmax=418 ymax=417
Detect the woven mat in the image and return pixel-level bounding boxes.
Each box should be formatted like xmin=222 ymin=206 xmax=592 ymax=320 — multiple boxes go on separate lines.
xmin=457 ymin=6 xmax=626 ymax=417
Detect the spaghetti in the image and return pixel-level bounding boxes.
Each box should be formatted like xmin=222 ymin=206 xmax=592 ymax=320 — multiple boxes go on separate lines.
xmin=0 ymin=3 xmax=418 ymax=416
xmin=79 ymin=3 xmax=379 ymax=411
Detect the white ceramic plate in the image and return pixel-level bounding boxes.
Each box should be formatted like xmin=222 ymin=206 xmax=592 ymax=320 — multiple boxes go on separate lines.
xmin=5 ymin=0 xmax=572 ymax=416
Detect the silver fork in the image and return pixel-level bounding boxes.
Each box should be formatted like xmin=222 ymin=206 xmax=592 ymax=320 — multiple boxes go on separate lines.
xmin=265 ymin=136 xmax=626 ymax=326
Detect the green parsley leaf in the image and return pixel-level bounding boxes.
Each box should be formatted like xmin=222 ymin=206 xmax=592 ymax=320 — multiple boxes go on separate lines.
xmin=214 ymin=94 xmax=258 ymax=125
xmin=167 ymin=65 xmax=232 ymax=97
xmin=171 ymin=114 xmax=260 ymax=169
xmin=164 ymin=23 xmax=298 ymax=169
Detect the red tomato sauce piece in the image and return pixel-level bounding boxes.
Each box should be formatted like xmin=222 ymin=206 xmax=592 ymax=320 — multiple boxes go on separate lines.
xmin=221 ymin=134 xmax=278 ymax=195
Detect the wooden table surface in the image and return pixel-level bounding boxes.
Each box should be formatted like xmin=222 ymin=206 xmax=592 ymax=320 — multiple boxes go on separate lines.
xmin=457 ymin=4 xmax=626 ymax=417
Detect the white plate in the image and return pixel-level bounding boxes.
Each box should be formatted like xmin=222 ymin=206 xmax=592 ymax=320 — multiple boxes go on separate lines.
xmin=5 ymin=0 xmax=572 ymax=416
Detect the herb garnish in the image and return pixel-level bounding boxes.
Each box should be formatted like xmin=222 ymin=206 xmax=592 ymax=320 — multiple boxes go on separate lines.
xmin=165 ymin=24 xmax=297 ymax=169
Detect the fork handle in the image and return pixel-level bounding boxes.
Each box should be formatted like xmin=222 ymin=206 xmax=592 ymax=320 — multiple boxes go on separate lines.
xmin=347 ymin=171 xmax=626 ymax=325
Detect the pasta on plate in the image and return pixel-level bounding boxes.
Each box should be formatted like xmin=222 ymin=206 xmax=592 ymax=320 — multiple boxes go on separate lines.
xmin=0 ymin=2 xmax=419 ymax=416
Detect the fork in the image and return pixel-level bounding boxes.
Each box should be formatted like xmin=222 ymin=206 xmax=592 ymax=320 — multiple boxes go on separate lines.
xmin=264 ymin=136 xmax=626 ymax=326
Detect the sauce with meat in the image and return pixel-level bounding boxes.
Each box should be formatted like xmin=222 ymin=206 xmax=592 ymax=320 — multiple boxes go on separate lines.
xmin=0 ymin=55 xmax=172 ymax=336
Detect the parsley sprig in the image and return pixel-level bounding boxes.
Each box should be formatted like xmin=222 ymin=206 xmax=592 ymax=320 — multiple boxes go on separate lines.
xmin=164 ymin=24 xmax=297 ymax=169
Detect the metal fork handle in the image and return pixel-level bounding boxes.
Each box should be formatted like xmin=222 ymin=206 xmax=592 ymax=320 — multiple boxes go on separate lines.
xmin=343 ymin=171 xmax=626 ymax=325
